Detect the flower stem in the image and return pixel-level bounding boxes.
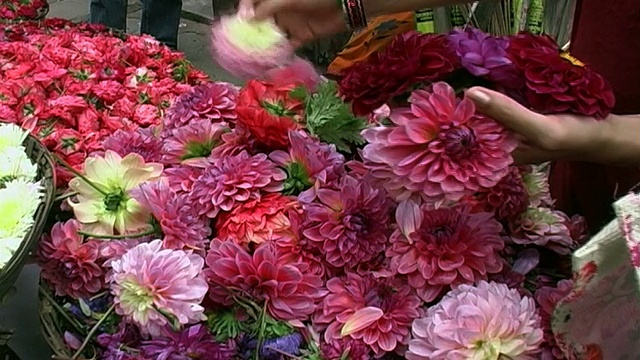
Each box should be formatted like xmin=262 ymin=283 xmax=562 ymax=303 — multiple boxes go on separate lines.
xmin=39 ymin=287 xmax=87 ymax=336
xmin=51 ymin=154 xmax=108 ymax=196
xmin=71 ymin=304 xmax=115 ymax=360
xmin=254 ymin=302 xmax=269 ymax=360
xmin=79 ymin=228 xmax=157 ymax=240
xmin=54 ymin=191 xmax=78 ymax=202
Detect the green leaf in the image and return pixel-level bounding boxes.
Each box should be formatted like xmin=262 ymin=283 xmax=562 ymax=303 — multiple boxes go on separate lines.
xmin=304 ymin=81 xmax=367 ymax=153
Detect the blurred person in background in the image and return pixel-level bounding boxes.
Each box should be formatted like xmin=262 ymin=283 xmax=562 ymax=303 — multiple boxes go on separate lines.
xmin=89 ymin=0 xmax=182 ymax=49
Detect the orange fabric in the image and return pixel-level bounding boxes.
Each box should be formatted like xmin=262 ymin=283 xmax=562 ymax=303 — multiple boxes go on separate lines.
xmin=327 ymin=12 xmax=415 ymax=76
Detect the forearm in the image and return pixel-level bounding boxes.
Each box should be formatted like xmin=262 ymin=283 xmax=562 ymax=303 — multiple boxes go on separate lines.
xmin=363 ymin=0 xmax=474 ymax=18
xmin=585 ymin=114 xmax=640 ymax=165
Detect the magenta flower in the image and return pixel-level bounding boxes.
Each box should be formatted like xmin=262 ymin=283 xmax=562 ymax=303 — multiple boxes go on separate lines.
xmin=406 ymin=281 xmax=544 ymax=359
xmin=164 ymin=165 xmax=205 ymax=194
xmin=163 ymin=82 xmax=238 ymax=131
xmin=314 ymin=273 xmax=422 ymax=356
xmin=321 ymin=338 xmax=371 ymax=360
xmin=189 ymin=151 xmax=286 ymax=218
xmin=131 ymin=180 xmax=211 ymax=250
xmin=102 ymin=128 xmax=163 ymax=163
xmin=109 ymin=240 xmax=208 ymax=336
xmin=302 ymin=175 xmax=392 ymax=271
xmin=269 ymin=131 xmax=344 ymax=201
xmin=535 ymin=280 xmax=574 ymax=359
xmin=161 ymin=120 xmax=230 ymax=164
xmin=447 ymin=27 xmax=522 ymax=88
xmin=141 ymin=325 xmax=234 ymax=360
xmin=509 ymin=207 xmax=575 ymax=255
xmin=362 ymin=82 xmax=516 ymax=202
xmin=474 ymin=166 xmax=530 ymax=220
xmin=387 ymin=200 xmax=505 ymax=302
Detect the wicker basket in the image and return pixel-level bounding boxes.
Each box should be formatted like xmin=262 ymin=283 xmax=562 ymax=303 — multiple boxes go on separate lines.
xmin=38 ymin=283 xmax=76 ymax=359
xmin=0 ymin=135 xmax=55 ymax=299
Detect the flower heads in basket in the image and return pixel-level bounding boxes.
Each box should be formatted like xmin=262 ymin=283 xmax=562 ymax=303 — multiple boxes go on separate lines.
xmin=38 ymin=34 xmax=599 ymax=359
xmin=0 ymin=123 xmax=43 ymax=269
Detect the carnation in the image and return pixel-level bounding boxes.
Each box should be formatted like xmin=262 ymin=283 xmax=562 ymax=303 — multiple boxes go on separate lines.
xmin=509 ymin=207 xmax=575 ymax=255
xmin=314 ymin=273 xmax=422 ymax=355
xmin=302 ymin=175 xmax=392 ymax=271
xmin=361 ymin=82 xmax=516 ymax=203
xmin=109 ymin=240 xmax=208 ymax=336
xmin=189 ymin=151 xmax=286 ymax=218
xmin=387 ymin=200 xmax=505 ymax=302
xmin=406 ymin=281 xmax=544 ymax=359
xmin=38 ymin=220 xmax=105 ymax=298
xmin=205 ymin=240 xmax=324 ymax=321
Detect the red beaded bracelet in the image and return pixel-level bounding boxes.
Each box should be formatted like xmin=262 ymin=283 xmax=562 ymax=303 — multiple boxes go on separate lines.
xmin=340 ymin=0 xmax=367 ymax=30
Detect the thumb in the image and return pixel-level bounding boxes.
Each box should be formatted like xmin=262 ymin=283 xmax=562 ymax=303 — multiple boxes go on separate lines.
xmin=465 ymin=87 xmax=550 ymax=142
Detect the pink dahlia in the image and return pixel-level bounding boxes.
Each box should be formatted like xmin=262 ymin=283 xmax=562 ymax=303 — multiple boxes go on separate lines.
xmin=474 ymin=166 xmax=530 ymax=221
xmin=189 ymin=151 xmax=286 ymax=218
xmin=38 ymin=220 xmax=104 ymax=298
xmin=161 ymin=120 xmax=230 ymax=164
xmin=215 ymin=193 xmax=297 ymax=247
xmin=131 ymin=181 xmax=211 ymax=250
xmin=109 ymin=240 xmax=208 ymax=336
xmin=163 ymin=82 xmax=238 ymax=131
xmin=509 ymin=207 xmax=574 ymax=255
xmin=535 ymin=280 xmax=574 ymax=359
xmin=406 ymin=281 xmax=544 ymax=360
xmin=321 ymin=338 xmax=371 ymax=360
xmin=387 ymin=201 xmax=505 ymax=302
xmin=302 ymin=175 xmax=392 ymax=271
xmin=102 ymin=128 xmax=163 ymax=163
xmin=314 ymin=273 xmax=422 ymax=356
xmin=361 ymin=82 xmax=516 ymax=202
xmin=521 ymin=165 xmax=553 ymax=207
xmin=269 ymin=131 xmax=345 ymax=200
xmin=205 ymin=240 xmax=324 ymax=321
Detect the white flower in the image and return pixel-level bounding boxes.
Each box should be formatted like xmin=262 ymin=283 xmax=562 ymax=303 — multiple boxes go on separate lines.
xmin=0 ymin=147 xmax=38 ymax=184
xmin=0 ymin=179 xmax=43 ymax=269
xmin=0 ymin=123 xmax=28 ymax=153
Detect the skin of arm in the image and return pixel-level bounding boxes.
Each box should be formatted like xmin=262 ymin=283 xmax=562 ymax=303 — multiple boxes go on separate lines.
xmin=587 ymin=115 xmax=640 ymax=165
xmin=363 ymin=0 xmax=473 ymax=18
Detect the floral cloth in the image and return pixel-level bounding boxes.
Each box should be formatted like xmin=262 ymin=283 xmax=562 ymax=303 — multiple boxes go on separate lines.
xmin=553 ymin=192 xmax=640 ymax=359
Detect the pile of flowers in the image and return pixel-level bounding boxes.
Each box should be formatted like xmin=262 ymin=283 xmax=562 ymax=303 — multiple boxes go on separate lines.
xmin=37 ymin=27 xmax=604 ymax=360
xmin=0 ymin=19 xmax=208 ymax=186
xmin=0 ymin=0 xmax=48 ymax=21
xmin=0 ymin=123 xmax=43 ymax=269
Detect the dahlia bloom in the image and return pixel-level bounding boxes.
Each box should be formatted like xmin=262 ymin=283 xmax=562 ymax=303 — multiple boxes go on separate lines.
xmin=321 ymin=338 xmax=371 ymax=360
xmin=521 ymin=165 xmax=553 ymax=207
xmin=215 ymin=193 xmax=297 ymax=247
xmin=447 ymin=27 xmax=521 ymax=87
xmin=161 ymin=120 xmax=230 ymax=164
xmin=509 ymin=207 xmax=574 ymax=255
xmin=97 ymin=323 xmax=142 ymax=360
xmin=361 ymin=82 xmax=516 ymax=203
xmin=109 ymin=240 xmax=208 ymax=336
xmin=406 ymin=281 xmax=544 ymax=360
xmin=38 ymin=220 xmax=104 ymax=298
xmin=302 ymin=175 xmax=392 ymax=271
xmin=102 ymin=128 xmax=163 ymax=163
xmin=189 ymin=151 xmax=286 ymax=218
xmin=164 ymin=165 xmax=205 ymax=194
xmin=339 ymin=32 xmax=459 ymax=116
xmin=235 ymin=79 xmax=303 ymax=150
xmin=163 ymin=82 xmax=238 ymax=131
xmin=474 ymin=166 xmax=530 ymax=220
xmin=314 ymin=273 xmax=422 ymax=355
xmin=68 ymin=151 xmax=163 ymax=235
xmin=205 ymin=240 xmax=324 ymax=321
xmin=211 ymin=15 xmax=293 ymax=80
xmin=269 ymin=130 xmax=344 ymax=200
xmin=387 ymin=200 xmax=505 ymax=302
xmin=535 ymin=280 xmax=574 ymax=359
xmin=131 ymin=180 xmax=211 ymax=250
xmin=140 ymin=324 xmax=234 ymax=360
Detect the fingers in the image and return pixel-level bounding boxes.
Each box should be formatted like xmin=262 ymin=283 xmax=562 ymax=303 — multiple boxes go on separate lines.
xmin=465 ymin=87 xmax=562 ymax=150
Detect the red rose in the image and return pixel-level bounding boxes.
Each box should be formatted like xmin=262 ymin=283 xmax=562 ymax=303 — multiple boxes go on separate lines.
xmin=508 ymin=33 xmax=615 ymax=119
xmin=339 ymin=31 xmax=459 ymax=116
xmin=235 ymin=79 xmax=303 ymax=150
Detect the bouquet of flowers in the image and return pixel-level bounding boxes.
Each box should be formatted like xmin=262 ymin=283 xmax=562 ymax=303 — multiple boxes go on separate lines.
xmin=38 ymin=27 xmax=610 ymax=360
xmin=0 ymin=123 xmax=43 ymax=269
xmin=0 ymin=19 xmax=208 ymax=186
xmin=0 ymin=0 xmax=48 ymax=21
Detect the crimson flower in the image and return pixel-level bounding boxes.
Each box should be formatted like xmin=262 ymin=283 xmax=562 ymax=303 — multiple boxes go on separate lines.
xmin=473 ymin=166 xmax=530 ymax=221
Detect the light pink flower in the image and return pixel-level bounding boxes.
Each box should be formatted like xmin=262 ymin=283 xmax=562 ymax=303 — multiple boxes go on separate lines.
xmin=361 ymin=82 xmax=516 ymax=202
xmin=109 ymin=240 xmax=208 ymax=336
xmin=509 ymin=207 xmax=575 ymax=255
xmin=406 ymin=281 xmax=544 ymax=360
xmin=387 ymin=200 xmax=505 ymax=302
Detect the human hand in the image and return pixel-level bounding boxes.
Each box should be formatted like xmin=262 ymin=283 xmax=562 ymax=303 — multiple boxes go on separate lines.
xmin=465 ymin=87 xmax=605 ymax=165
xmin=242 ymin=0 xmax=348 ymax=47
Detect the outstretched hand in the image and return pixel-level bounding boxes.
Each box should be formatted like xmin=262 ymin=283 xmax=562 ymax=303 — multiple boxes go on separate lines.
xmin=465 ymin=87 xmax=604 ymax=165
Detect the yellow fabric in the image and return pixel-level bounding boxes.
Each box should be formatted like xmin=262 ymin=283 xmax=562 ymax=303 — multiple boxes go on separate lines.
xmin=327 ymin=12 xmax=415 ymax=76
